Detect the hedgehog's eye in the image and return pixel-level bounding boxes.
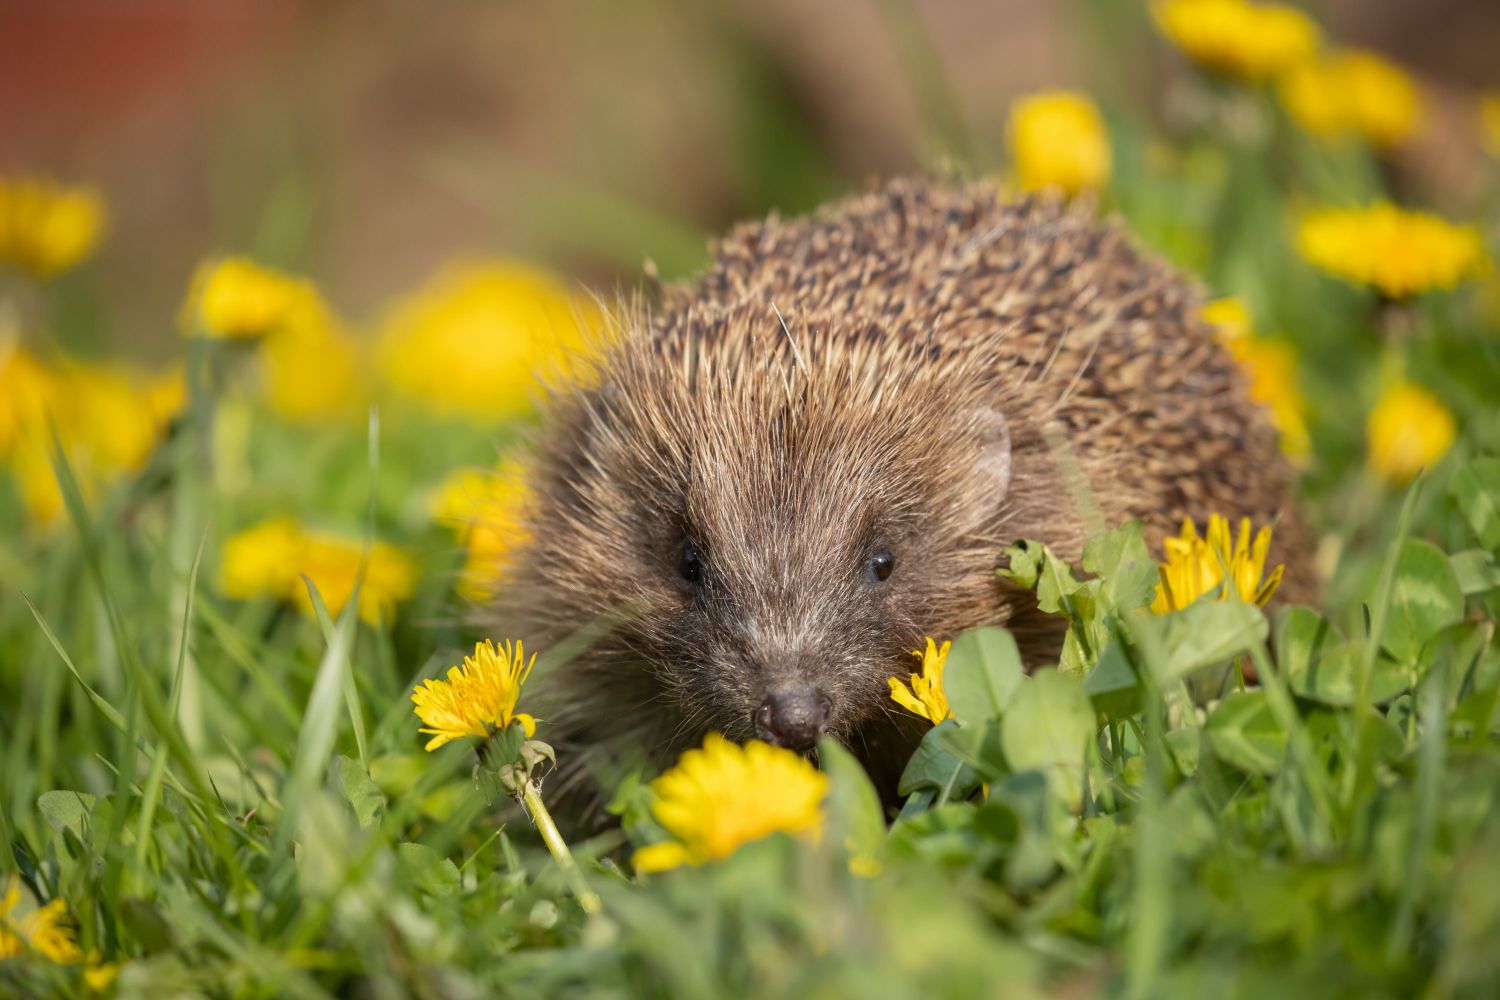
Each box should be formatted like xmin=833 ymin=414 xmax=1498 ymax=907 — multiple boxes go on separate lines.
xmin=867 ymin=549 xmax=894 ymax=583
xmin=678 ymin=541 xmax=704 ymax=585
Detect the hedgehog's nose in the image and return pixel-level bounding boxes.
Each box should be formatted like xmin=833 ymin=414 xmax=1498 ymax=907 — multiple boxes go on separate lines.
xmin=754 ymin=684 xmax=831 ymax=751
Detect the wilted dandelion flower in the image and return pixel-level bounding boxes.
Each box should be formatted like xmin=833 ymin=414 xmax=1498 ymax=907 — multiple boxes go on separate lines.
xmin=0 ymin=175 xmax=106 ymax=279
xmin=1279 ymin=50 xmax=1420 ymax=148
xmin=1366 ymin=380 xmax=1455 ymax=484
xmin=1298 ymin=203 xmax=1488 ymax=299
xmin=632 ymin=734 xmax=828 ymax=873
xmin=1152 ymin=0 xmax=1320 ymax=82
xmin=888 ymin=636 xmax=954 ymax=724
xmin=1202 ymin=298 xmax=1311 ymax=465
xmin=1 ymin=876 xmax=83 ymax=964
xmin=1008 ymin=91 xmax=1112 ymax=196
xmin=376 ymin=261 xmax=600 ymax=423
xmin=412 ymin=639 xmax=537 ymax=750
xmin=182 ymin=257 xmax=318 ymax=339
xmin=1151 ymin=514 xmax=1284 ymax=613
xmin=430 ymin=462 xmax=531 ymax=601
xmin=218 ymin=518 xmax=416 ymax=624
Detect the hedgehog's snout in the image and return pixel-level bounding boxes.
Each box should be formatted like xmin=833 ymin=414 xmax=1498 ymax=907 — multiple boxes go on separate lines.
xmin=753 ymin=683 xmax=832 ymax=751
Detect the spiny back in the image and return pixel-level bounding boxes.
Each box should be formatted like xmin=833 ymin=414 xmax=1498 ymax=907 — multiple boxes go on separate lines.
xmin=505 ymin=178 xmax=1299 ymax=813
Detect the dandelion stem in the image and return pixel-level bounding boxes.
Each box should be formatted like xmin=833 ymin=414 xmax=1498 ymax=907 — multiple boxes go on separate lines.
xmin=518 ymin=780 xmax=602 ymax=914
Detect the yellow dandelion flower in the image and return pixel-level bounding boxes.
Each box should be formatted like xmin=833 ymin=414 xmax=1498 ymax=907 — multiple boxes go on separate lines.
xmin=1151 ymin=514 xmax=1284 ymax=613
xmin=412 ymin=638 xmax=538 ymax=750
xmin=218 ymin=519 xmax=416 ymax=624
xmin=1152 ymin=0 xmax=1320 ymax=82
xmin=1280 ymin=50 xmax=1420 ymax=148
xmin=0 ymin=342 xmax=59 ymax=457
xmin=84 ymin=961 xmax=120 ymax=990
xmin=293 ymin=531 xmax=417 ymax=625
xmin=218 ymin=517 xmax=305 ymax=600
xmin=1366 ymin=380 xmax=1455 ymax=484
xmin=182 ymin=257 xmax=318 ymax=340
xmin=2 ymin=353 xmax=168 ymax=525
xmin=1008 ymin=91 xmax=1112 ymax=197
xmin=1 ymin=877 xmax=83 ymax=965
xmin=1298 ymin=202 xmax=1488 ymax=299
xmin=1481 ymin=92 xmax=1500 ymax=160
xmin=0 ymin=175 xmax=106 ymax=279
xmin=145 ymin=364 xmax=186 ymax=432
xmin=430 ymin=462 xmax=532 ymax=601
xmin=888 ymin=637 xmax=954 ymax=724
xmin=375 ymin=261 xmax=601 ymax=423
xmin=258 ymin=299 xmax=365 ymax=424
xmin=631 ymin=734 xmax=828 ymax=873
xmin=1203 ymin=298 xmax=1311 ymax=465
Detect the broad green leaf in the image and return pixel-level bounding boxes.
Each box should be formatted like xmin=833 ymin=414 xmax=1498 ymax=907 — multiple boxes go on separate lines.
xmin=1083 ymin=636 xmax=1140 ymax=718
xmin=945 ymin=627 xmax=1024 ymax=724
xmin=898 ymin=720 xmax=979 ymax=800
xmin=999 ymin=669 xmax=1096 ymax=810
xmin=1451 ymin=549 xmax=1500 ymax=596
xmin=1148 ymin=600 xmax=1268 ymax=682
xmin=38 ymin=790 xmax=97 ymax=841
xmin=1451 ymin=458 xmax=1500 ymax=550
xmin=1205 ymin=691 xmax=1286 ymax=776
xmin=1382 ymin=539 xmax=1464 ymax=666
xmin=1083 ymin=518 xmax=1158 ymax=611
xmin=934 ymin=717 xmax=1006 ymax=779
xmin=1275 ymin=605 xmax=1338 ymax=678
xmin=979 ymin=771 xmax=1058 ymax=892
xmin=1286 ymin=641 xmax=1411 ymax=706
xmin=1416 ymin=621 xmax=1492 ymax=709
xmin=336 ymin=755 xmax=386 ymax=831
xmin=819 ymin=739 xmax=886 ymax=865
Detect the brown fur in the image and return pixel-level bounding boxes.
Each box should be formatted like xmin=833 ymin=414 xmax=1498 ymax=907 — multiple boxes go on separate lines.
xmin=498 ymin=178 xmax=1303 ymax=816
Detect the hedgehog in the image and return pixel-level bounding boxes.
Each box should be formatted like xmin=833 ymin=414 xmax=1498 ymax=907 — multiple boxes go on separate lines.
xmin=499 ymin=178 xmax=1303 ymax=814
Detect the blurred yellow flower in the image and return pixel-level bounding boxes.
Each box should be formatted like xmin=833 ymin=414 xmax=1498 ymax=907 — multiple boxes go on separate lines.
xmin=1298 ymin=203 xmax=1488 ymax=299
xmin=1151 ymin=514 xmax=1284 ymax=613
xmin=0 ymin=342 xmax=58 ymax=457
xmin=182 ymin=257 xmax=318 ymax=339
xmin=1481 ymin=92 xmax=1500 ymax=159
xmin=1 ymin=876 xmax=83 ymax=964
xmin=218 ymin=518 xmax=416 ymax=624
xmin=1366 ymin=380 xmax=1455 ymax=484
xmin=376 ymin=261 xmax=601 ymax=423
xmin=430 ymin=462 xmax=531 ymax=601
xmin=1153 ymin=0 xmax=1320 ymax=82
xmin=1203 ymin=298 xmax=1311 ymax=465
xmin=888 ymin=637 xmax=954 ymax=724
xmin=632 ymin=734 xmax=828 ymax=873
xmin=1008 ymin=91 xmax=1112 ymax=196
xmin=218 ymin=517 xmax=306 ymax=599
xmin=3 ymin=351 xmax=170 ymax=524
xmin=0 ymin=175 xmax=106 ymax=279
xmin=258 ymin=300 xmax=365 ymax=424
xmin=1279 ymin=50 xmax=1420 ymax=148
xmin=411 ymin=638 xmax=537 ymax=751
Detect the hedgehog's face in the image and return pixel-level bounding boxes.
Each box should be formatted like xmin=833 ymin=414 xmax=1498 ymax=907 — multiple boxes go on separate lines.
xmin=600 ymin=365 xmax=1015 ymax=753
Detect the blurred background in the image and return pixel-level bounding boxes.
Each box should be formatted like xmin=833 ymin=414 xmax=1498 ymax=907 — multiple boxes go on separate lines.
xmin=5 ymin=0 xmax=1499 ymax=360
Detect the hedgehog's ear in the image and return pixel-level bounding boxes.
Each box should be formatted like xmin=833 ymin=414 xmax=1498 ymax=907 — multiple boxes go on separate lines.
xmin=973 ymin=408 xmax=1012 ymax=501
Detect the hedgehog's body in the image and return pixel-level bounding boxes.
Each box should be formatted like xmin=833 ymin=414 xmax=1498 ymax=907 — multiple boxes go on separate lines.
xmin=504 ymin=179 xmax=1299 ymax=813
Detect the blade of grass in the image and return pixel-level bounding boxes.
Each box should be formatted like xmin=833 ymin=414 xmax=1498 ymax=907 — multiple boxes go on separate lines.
xmin=133 ymin=527 xmax=209 ymax=880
